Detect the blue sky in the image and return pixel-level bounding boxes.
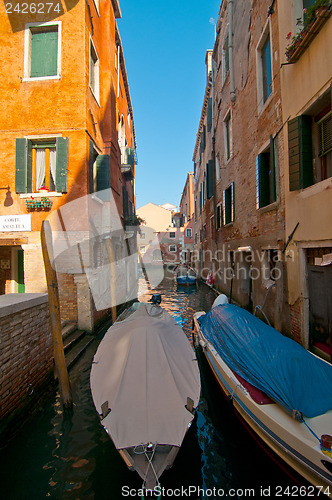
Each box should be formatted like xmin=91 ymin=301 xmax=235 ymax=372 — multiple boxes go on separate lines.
xmin=118 ymin=0 xmax=220 ymax=210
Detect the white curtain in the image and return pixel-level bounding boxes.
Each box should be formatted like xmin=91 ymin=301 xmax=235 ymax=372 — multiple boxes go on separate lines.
xmin=49 ymin=148 xmax=56 ymax=191
xmin=35 ymin=149 xmax=45 ymax=190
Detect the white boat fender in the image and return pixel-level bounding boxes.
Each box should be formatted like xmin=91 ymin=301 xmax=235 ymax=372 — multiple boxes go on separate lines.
xmin=199 ymin=339 xmax=206 ymax=349
xmin=212 ymin=294 xmax=229 ymax=308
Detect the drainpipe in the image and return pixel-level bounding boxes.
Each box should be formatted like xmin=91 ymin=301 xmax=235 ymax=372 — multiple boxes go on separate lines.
xmin=229 ymin=0 xmax=236 ymax=102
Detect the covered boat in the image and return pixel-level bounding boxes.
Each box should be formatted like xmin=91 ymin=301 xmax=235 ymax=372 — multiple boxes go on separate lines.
xmin=194 ymin=298 xmax=332 ymax=494
xmin=91 ymin=299 xmax=201 ymax=491
xmin=175 ymin=266 xmax=197 ymax=285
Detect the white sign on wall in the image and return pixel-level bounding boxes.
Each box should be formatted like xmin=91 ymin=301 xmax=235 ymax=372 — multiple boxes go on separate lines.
xmin=0 ymin=214 xmax=32 ymax=232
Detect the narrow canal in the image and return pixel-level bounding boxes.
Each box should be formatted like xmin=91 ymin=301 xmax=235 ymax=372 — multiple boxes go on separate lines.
xmin=0 ymin=268 xmax=295 ymax=499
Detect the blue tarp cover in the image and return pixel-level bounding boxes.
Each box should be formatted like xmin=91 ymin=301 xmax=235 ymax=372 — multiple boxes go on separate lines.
xmin=198 ymin=304 xmax=332 ymax=418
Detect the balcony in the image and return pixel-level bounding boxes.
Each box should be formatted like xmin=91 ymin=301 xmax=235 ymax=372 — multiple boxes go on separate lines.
xmin=121 ymin=147 xmax=135 ymax=180
xmin=286 ymin=4 xmax=331 ymax=63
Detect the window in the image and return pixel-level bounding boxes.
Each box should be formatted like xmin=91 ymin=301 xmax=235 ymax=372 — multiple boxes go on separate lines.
xmin=257 ymin=24 xmax=273 ymax=110
xmin=140 ymin=232 xmax=146 ymax=239
xmin=200 ymin=125 xmax=206 ymax=153
xmin=318 ymin=111 xmax=332 ymax=181
xmin=223 ymin=182 xmax=234 ymax=225
xmin=262 ymin=35 xmax=272 ymax=103
xmin=186 ymin=228 xmax=192 ymax=238
xmin=288 ymin=91 xmax=331 ymax=190
xmin=216 ymin=156 xmax=221 ymax=182
xmin=207 ymin=98 xmax=212 ymax=132
xmin=24 ymin=22 xmax=61 ymax=80
xmin=256 ymin=136 xmax=277 ymax=208
xmin=206 ymin=160 xmax=214 ymax=199
xmin=169 ymin=232 xmax=176 ymax=238
xmin=15 ymin=137 xmax=68 ymax=193
xmin=89 ymin=140 xmax=111 ymax=200
xmin=89 ymin=39 xmax=99 ymax=102
xmin=224 ymin=112 xmax=232 ymax=161
xmin=169 ymin=245 xmax=177 ymax=252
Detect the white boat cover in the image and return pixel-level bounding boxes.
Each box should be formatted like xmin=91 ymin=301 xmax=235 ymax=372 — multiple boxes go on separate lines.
xmin=90 ymin=304 xmax=201 ymax=450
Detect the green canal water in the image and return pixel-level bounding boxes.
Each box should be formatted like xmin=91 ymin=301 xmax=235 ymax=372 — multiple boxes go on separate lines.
xmin=0 ymin=269 xmax=295 ymax=499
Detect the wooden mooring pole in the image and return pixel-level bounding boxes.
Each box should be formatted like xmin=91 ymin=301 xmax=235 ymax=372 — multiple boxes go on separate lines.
xmin=41 ymin=220 xmax=73 ymax=409
xmin=105 ymin=238 xmax=117 ymax=324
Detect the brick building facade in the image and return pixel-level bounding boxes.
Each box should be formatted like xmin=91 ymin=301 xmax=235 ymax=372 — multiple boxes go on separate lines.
xmin=194 ymin=0 xmax=289 ymax=332
xmin=193 ymin=0 xmax=332 ymax=355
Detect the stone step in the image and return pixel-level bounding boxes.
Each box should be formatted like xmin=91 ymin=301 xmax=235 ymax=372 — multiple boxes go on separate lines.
xmin=61 ymin=322 xmax=78 ymax=341
xmin=66 ymin=334 xmax=95 ymax=370
xmin=63 ymin=329 xmax=86 ymax=353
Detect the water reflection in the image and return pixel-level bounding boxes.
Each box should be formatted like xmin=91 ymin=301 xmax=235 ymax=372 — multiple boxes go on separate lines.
xmin=0 ymin=268 xmax=295 ymax=499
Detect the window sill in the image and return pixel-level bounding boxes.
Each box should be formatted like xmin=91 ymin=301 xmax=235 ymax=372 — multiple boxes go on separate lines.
xmin=297 ymin=177 xmax=332 ymax=199
xmin=20 ymin=192 xmax=62 ymax=198
xmin=257 ymin=91 xmax=273 ymax=116
xmin=257 ymin=200 xmax=278 ymax=214
xmin=22 ymin=75 xmax=61 ymax=82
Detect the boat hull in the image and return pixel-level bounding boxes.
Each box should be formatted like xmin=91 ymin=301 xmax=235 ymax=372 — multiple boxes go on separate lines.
xmin=90 ymin=302 xmax=201 ymax=489
xmin=193 ymin=313 xmax=332 ymax=496
xmin=119 ymin=444 xmax=181 ymax=490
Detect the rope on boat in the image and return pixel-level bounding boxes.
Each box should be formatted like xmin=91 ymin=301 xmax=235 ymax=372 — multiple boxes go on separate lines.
xmin=300 ymin=415 xmax=321 ymax=443
xmin=135 ymin=443 xmax=161 ymax=500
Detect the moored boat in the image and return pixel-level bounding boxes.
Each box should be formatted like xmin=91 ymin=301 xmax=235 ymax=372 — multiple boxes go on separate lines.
xmin=193 ymin=296 xmax=332 ymax=495
xmin=175 ymin=265 xmax=197 ymax=285
xmin=91 ymin=296 xmax=201 ymax=492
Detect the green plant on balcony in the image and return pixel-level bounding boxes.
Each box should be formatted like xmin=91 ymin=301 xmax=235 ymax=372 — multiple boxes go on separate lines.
xmin=124 ymin=215 xmax=145 ymax=227
xmin=25 ymin=196 xmax=53 ymax=210
xmin=285 ymin=0 xmax=331 ymax=61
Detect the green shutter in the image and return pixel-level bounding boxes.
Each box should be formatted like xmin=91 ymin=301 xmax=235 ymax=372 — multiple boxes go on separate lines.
xmin=30 ymin=30 xmax=58 ymax=78
xmin=89 ymin=140 xmax=94 ymax=193
xmin=257 ymin=153 xmax=269 ymax=208
xmin=207 ymin=98 xmax=212 ymax=132
xmin=127 ymin=148 xmax=135 ymax=168
xmin=96 ymin=154 xmax=111 ymax=200
xmin=15 ymin=138 xmax=32 ymax=193
xmin=30 ymin=32 xmax=44 ymax=77
xmin=207 ymin=160 xmax=213 ymax=199
xmin=288 ymin=116 xmax=313 ymax=191
xmin=225 ymin=34 xmax=230 ymax=73
xmin=269 ymin=135 xmax=277 ymax=203
xmin=55 ymin=137 xmax=68 ymax=192
xmin=224 ymin=186 xmax=232 ymax=224
xmin=216 ymin=204 xmax=222 ymax=229
xmin=17 ymin=249 xmax=25 ymax=293
xmin=300 ymin=115 xmax=313 ymax=188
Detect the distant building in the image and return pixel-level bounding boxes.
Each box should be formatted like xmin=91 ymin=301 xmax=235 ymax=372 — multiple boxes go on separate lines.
xmin=160 ymin=203 xmax=177 ymax=212
xmin=179 ymin=172 xmax=195 ymax=265
xmin=137 ymin=202 xmax=182 ymax=266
